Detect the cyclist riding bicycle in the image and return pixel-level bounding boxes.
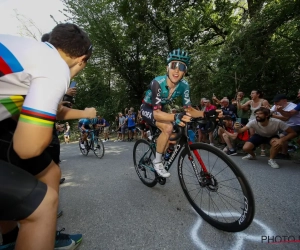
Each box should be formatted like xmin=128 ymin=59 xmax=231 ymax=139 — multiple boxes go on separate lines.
xmin=79 ymin=117 xmax=98 ymax=149
xmin=141 ymin=49 xmax=204 ymax=178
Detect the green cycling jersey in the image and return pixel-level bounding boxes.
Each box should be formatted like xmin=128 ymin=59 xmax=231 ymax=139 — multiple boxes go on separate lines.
xmin=142 ymin=75 xmax=191 ymax=110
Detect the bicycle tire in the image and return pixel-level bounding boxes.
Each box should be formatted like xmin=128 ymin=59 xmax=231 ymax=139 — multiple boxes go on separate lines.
xmin=178 ymin=143 xmax=255 ymax=232
xmin=79 ymin=140 xmax=88 ymax=156
xmin=93 ymin=137 xmax=105 ymax=159
xmin=133 ymin=139 xmax=157 ymax=187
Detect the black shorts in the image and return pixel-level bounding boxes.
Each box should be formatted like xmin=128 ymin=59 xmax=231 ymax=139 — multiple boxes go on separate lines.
xmin=128 ymin=126 xmax=136 ymax=132
xmin=46 ymin=144 xmax=60 ymax=165
xmin=140 ymin=104 xmax=156 ymax=126
xmin=138 ymin=123 xmax=147 ymax=131
xmin=0 ymin=159 xmax=47 ymax=221
xmin=247 ymin=133 xmax=279 ymax=147
xmin=0 ymin=118 xmax=53 ymax=176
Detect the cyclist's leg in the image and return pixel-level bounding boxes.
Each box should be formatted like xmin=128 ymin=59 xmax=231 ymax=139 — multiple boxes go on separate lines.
xmin=0 ymin=160 xmax=58 ymax=250
xmin=140 ymin=104 xmax=172 ymax=178
xmin=80 ymin=129 xmax=88 ymax=148
xmin=153 ymin=121 xmax=173 ymax=177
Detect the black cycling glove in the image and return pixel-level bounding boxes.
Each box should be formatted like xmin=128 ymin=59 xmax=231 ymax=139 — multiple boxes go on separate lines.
xmin=174 ymin=112 xmax=186 ymax=125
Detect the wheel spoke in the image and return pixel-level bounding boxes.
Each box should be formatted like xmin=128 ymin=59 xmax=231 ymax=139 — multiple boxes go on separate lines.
xmin=133 ymin=139 xmax=157 ymax=187
xmin=178 ymin=143 xmax=254 ymax=232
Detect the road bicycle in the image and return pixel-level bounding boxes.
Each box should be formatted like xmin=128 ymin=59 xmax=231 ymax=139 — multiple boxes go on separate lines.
xmin=79 ymin=129 xmax=105 ymax=158
xmin=133 ymin=115 xmax=255 ymax=232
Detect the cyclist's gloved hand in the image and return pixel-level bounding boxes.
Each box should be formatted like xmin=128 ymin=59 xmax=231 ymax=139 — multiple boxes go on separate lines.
xmin=204 ymin=110 xmax=216 ymax=118
xmin=174 ymin=112 xmax=186 ymax=125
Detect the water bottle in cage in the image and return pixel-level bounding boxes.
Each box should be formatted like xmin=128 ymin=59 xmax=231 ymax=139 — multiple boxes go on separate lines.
xmin=164 ymin=146 xmax=174 ymax=161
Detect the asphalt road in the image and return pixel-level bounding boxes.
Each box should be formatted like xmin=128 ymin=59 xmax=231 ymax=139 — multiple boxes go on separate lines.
xmin=58 ymin=140 xmax=300 ymax=250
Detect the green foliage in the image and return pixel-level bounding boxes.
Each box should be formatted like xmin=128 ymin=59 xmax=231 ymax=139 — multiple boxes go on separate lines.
xmin=61 ymin=0 xmax=300 ymax=114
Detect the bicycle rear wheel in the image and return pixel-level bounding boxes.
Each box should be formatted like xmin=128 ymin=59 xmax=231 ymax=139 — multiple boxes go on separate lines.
xmin=79 ymin=140 xmax=88 ymax=156
xmin=178 ymin=143 xmax=255 ymax=232
xmin=133 ymin=139 xmax=157 ymax=187
xmin=93 ymin=137 xmax=105 ymax=159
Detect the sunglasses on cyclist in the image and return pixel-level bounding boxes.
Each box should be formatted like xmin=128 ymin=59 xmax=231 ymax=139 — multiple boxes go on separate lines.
xmin=168 ymin=62 xmax=187 ymax=72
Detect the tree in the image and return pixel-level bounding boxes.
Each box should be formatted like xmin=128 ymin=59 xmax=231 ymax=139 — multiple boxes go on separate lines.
xmin=14 ymin=9 xmax=43 ymax=40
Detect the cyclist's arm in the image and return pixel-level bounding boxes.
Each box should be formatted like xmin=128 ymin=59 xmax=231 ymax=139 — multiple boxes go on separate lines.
xmin=150 ymin=80 xmax=175 ymax=121
xmin=56 ymin=103 xmax=95 ymax=120
xmin=181 ymin=82 xmax=192 ymax=108
xmin=185 ymin=106 xmax=204 ymax=118
xmin=13 ymin=74 xmax=69 ymax=159
xmin=181 ymin=83 xmax=204 ymax=118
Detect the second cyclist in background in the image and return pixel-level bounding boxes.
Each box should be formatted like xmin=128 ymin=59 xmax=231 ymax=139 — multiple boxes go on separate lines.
xmin=78 ymin=117 xmax=98 ymax=149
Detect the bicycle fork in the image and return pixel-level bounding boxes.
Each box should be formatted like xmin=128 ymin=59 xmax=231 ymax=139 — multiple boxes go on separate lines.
xmin=186 ymin=142 xmax=216 ymax=189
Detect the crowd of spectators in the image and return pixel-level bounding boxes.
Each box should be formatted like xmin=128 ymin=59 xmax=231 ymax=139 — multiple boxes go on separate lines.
xmin=114 ymin=107 xmax=140 ymax=142
xmin=196 ymin=89 xmax=300 ymax=168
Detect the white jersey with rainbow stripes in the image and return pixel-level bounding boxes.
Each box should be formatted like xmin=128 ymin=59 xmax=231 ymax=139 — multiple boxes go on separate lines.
xmin=0 ymin=35 xmax=70 ymax=127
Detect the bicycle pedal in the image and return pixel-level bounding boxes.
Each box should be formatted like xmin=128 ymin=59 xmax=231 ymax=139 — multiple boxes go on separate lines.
xmin=157 ymin=177 xmax=166 ymax=185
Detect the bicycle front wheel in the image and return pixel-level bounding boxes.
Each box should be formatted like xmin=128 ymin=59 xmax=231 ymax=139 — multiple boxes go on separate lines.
xmin=79 ymin=140 xmax=88 ymax=156
xmin=93 ymin=137 xmax=105 ymax=159
xmin=133 ymin=139 xmax=157 ymax=187
xmin=178 ymin=143 xmax=255 ymax=232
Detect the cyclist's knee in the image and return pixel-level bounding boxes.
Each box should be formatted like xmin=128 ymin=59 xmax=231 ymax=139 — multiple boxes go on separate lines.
xmin=21 ymin=185 xmax=58 ymax=223
xmin=160 ymin=123 xmax=173 ymax=135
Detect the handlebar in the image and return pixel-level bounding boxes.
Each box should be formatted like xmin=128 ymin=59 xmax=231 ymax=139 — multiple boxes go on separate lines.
xmin=150 ymin=111 xmax=218 ymax=142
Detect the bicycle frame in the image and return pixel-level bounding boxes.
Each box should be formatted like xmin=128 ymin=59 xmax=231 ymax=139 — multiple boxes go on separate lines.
xmin=82 ymin=130 xmax=95 ymax=150
xmin=149 ymin=124 xmax=209 ymax=178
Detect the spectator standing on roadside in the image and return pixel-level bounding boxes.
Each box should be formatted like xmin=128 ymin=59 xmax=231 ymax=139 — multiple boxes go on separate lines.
xmin=118 ymin=112 xmax=126 ymax=141
xmin=98 ymin=115 xmax=110 ymax=142
xmin=126 ymin=110 xmax=136 ymax=141
xmin=64 ymin=122 xmax=71 ymax=143
xmin=232 ymin=91 xmax=250 ymax=125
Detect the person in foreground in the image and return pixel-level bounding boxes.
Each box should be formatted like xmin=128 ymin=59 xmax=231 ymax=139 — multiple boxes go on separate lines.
xmin=0 ymin=23 xmax=96 ymax=250
xmin=234 ymin=107 xmax=296 ymax=168
xmin=141 ymin=49 xmax=204 ymax=178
